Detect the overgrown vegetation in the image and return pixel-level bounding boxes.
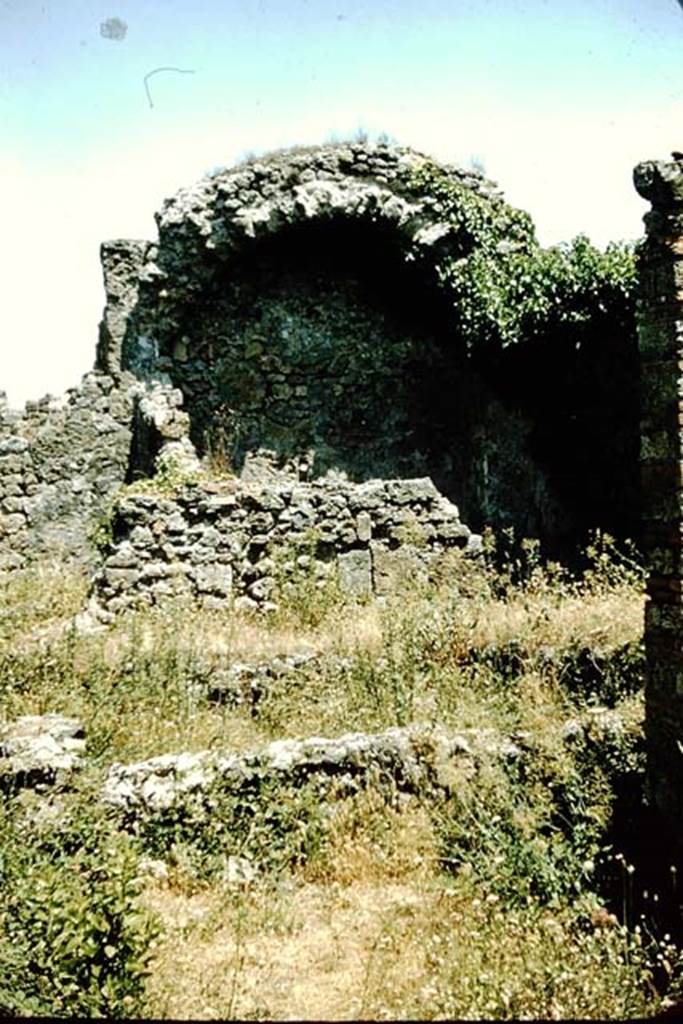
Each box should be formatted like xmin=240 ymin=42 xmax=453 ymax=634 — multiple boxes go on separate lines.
xmin=400 ymin=158 xmax=641 ymax=546
xmin=406 ymin=158 xmax=638 ymax=354
xmin=0 ymin=797 xmax=159 ymax=1017
xmin=1 ymin=536 xmax=681 ymax=1018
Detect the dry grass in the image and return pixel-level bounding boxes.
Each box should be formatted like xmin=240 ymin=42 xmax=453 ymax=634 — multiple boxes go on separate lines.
xmin=133 ymin=599 xmax=386 ymax=662
xmin=143 ymin=880 xmax=433 ymax=1020
xmin=142 ymin=873 xmax=657 ymax=1020
xmin=0 ymin=546 xmax=646 ymax=760
xmin=462 ymin=583 xmax=643 ymax=655
xmin=0 ymin=539 xmax=666 ymax=1020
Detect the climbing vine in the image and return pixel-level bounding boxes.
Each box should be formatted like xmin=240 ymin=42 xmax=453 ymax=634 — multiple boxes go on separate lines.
xmin=404 ymin=160 xmax=638 ymax=352
xmin=405 ymin=158 xmax=536 ymax=258
xmin=442 ymin=234 xmax=638 ymax=351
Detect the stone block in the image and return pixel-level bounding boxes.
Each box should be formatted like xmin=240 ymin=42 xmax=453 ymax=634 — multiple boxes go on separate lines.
xmin=194 ymin=563 xmax=233 ymax=596
xmin=103 ymin=567 xmax=140 ymax=588
xmin=0 ymin=455 xmax=26 ymax=472
xmin=338 ymin=524 xmax=358 ymax=546
xmin=437 ymin=521 xmax=471 ymax=545
xmin=248 ymin=577 xmax=274 ymax=601
xmin=1 ymin=497 xmax=25 ymax=514
xmin=337 ymin=548 xmax=372 ymax=597
xmin=165 ymin=511 xmax=187 ymax=533
xmin=385 ymin=478 xmax=438 ymax=505
xmin=0 ymin=436 xmax=29 ymax=455
xmin=0 ymin=513 xmax=26 ymax=535
xmin=0 ymin=714 xmax=86 ymax=790
xmin=356 ymin=511 xmax=372 ymax=542
xmin=129 ymin=525 xmax=154 ymax=547
xmin=348 ymin=481 xmax=386 ymax=511
xmin=370 ymin=541 xmax=425 ymax=596
xmin=106 ymin=542 xmax=140 ymax=568
xmin=140 ymin=561 xmax=186 ymax=581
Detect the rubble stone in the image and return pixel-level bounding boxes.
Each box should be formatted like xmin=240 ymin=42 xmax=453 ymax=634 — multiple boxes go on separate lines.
xmin=0 ymin=714 xmax=85 ymax=790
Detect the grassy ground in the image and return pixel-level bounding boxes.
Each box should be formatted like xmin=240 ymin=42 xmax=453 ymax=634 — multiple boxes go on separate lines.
xmin=0 ymin=532 xmax=679 ymax=1018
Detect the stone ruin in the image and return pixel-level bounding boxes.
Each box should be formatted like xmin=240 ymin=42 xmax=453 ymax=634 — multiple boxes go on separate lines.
xmin=0 ymin=140 xmax=644 ymax=598
xmin=634 ymin=155 xmax=683 ymax=840
xmin=3 ymin=139 xmax=683 ymax=851
xmin=2 ymin=142 xmax=505 ymax=608
xmin=96 ymin=140 xmax=525 ymax=496
xmin=92 ymin=475 xmax=478 ymax=617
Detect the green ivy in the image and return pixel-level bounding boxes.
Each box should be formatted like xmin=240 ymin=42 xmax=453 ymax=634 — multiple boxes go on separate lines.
xmin=405 ymin=158 xmax=536 ymax=258
xmin=404 ymin=160 xmax=638 ymax=352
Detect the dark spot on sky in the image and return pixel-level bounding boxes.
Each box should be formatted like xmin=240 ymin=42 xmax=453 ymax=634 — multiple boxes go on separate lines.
xmin=100 ymin=17 xmax=128 ymax=41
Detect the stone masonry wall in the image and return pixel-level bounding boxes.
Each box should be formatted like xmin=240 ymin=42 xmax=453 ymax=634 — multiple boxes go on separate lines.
xmin=0 ymin=142 xmax=640 ymax=573
xmin=95 ymin=142 xmax=567 ymax=537
xmin=0 ymin=373 xmax=135 ymax=570
xmin=137 ymin=146 xmax=509 ymax=486
xmin=91 ymin=141 xmax=636 ymax=548
xmin=89 ymin=476 xmax=480 ymax=618
xmin=633 ymin=156 xmax=683 ymax=834
xmin=97 ymin=141 xmax=509 ymax=393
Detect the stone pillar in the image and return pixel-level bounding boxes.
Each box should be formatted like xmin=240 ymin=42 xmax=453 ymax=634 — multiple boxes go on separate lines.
xmin=634 ymin=157 xmax=683 ymax=829
xmin=96 ymin=239 xmax=151 ymax=376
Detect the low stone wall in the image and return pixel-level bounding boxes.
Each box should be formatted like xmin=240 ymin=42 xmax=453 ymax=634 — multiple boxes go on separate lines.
xmin=0 ymin=372 xmax=136 ymax=570
xmin=101 ymin=723 xmax=523 ymax=815
xmin=90 ymin=476 xmax=480 ymax=617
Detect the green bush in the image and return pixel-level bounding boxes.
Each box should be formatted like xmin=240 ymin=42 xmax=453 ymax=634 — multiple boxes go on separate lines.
xmin=405 ymin=158 xmax=637 ymax=354
xmin=431 ymin=715 xmax=643 ymax=910
xmin=0 ymin=798 xmax=160 ymax=1017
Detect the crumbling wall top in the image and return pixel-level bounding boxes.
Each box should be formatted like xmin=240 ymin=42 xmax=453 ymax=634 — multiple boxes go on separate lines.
xmin=634 ymin=158 xmax=683 ymax=208
xmin=155 ymin=141 xmax=505 ymax=241
xmin=95 ymin=142 xmax=533 ymax=381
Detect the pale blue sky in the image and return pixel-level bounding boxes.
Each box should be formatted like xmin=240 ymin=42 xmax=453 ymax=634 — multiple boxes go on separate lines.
xmin=1 ymin=0 xmax=681 ymax=404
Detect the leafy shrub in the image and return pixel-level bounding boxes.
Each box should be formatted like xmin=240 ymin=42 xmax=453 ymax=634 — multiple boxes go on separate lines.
xmin=0 ymin=798 xmax=160 ymax=1017
xmin=443 ymin=233 xmax=637 ymax=353
xmin=431 ymin=712 xmax=644 ymax=910
xmin=431 ymin=763 xmax=595 ymax=907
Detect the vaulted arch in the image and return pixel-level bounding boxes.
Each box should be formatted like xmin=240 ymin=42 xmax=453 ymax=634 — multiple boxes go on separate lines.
xmin=99 ymin=143 xmax=517 ymax=490
xmin=97 ymin=143 xmax=568 ymax=537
